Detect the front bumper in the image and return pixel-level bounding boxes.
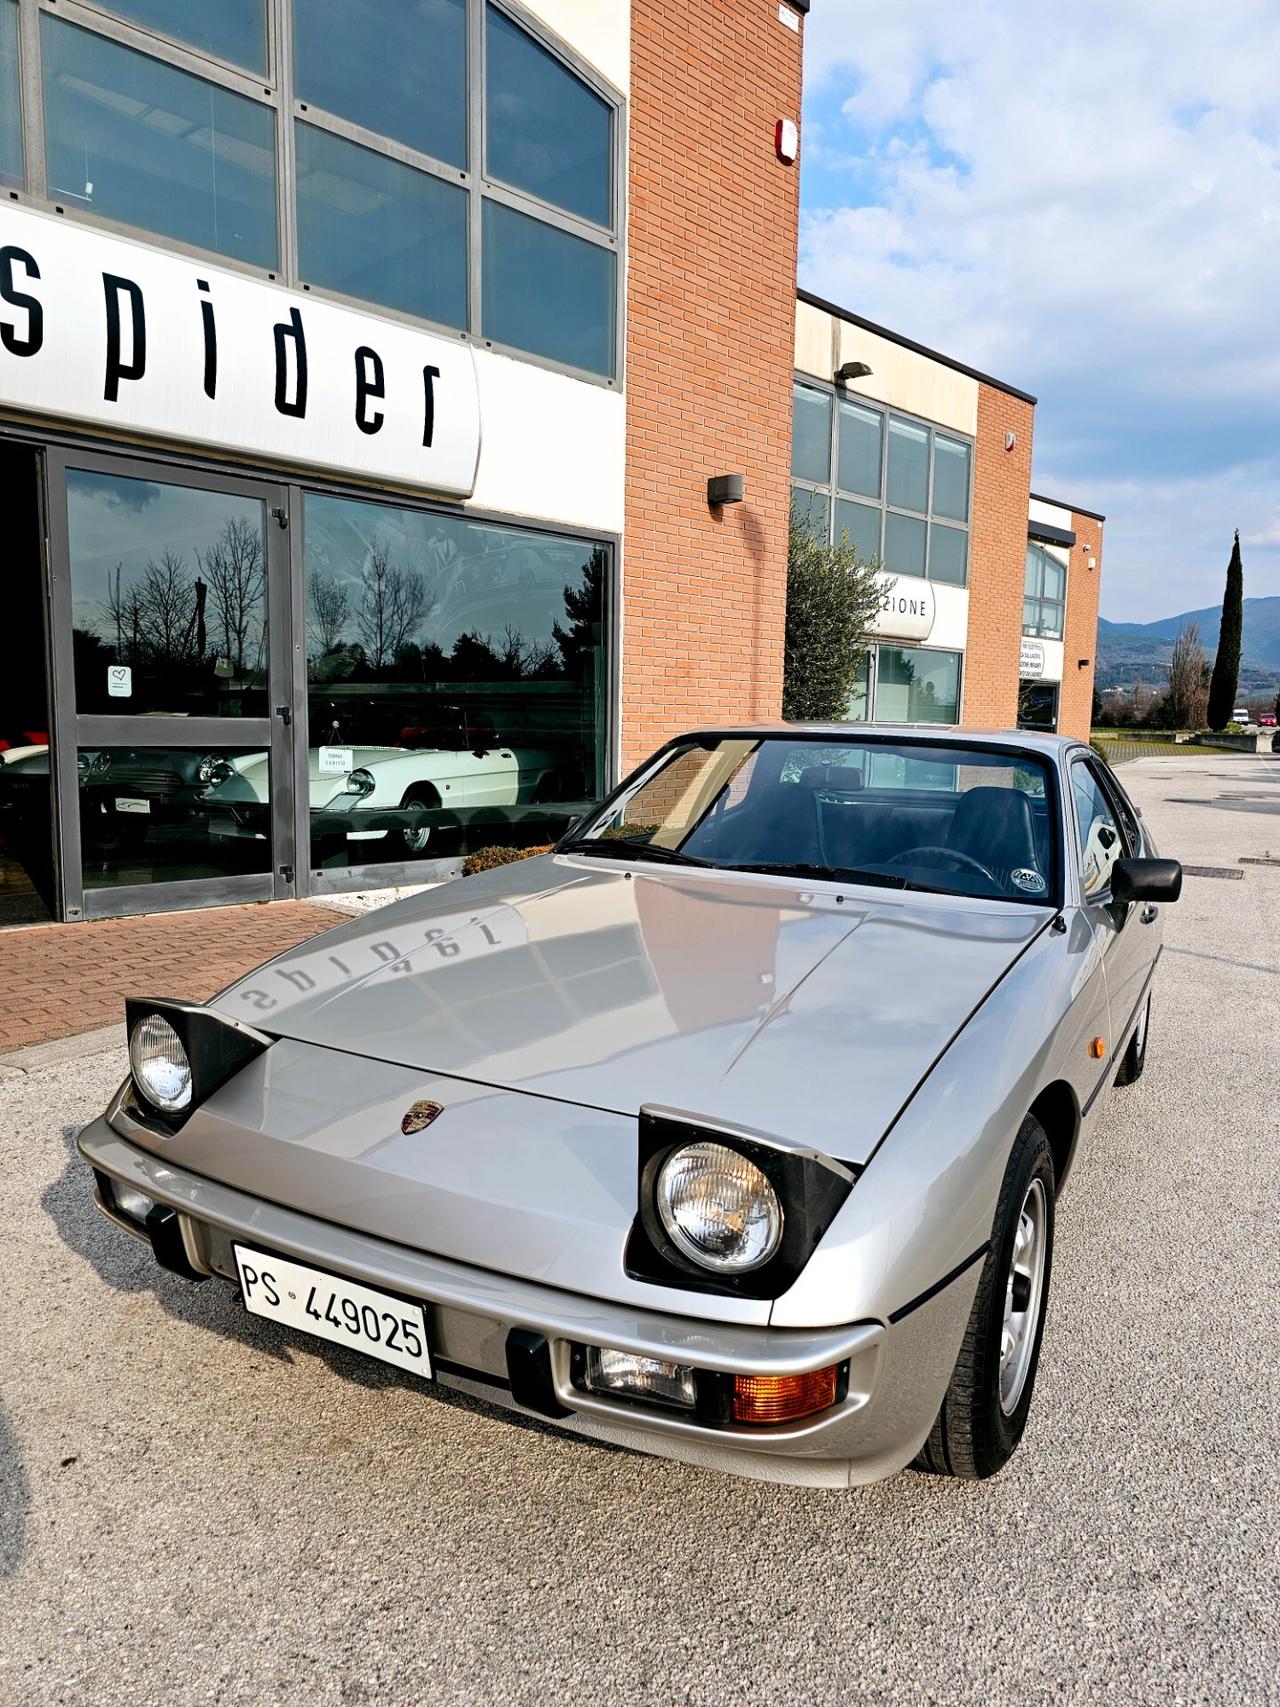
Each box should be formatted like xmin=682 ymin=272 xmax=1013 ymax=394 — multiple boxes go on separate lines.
xmin=78 ymin=1117 xmax=972 ymax=1487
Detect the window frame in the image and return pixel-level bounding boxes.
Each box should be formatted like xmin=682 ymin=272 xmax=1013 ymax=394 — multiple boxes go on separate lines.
xmin=9 ymin=0 xmax=625 ymax=384
xmin=1069 ymin=754 xmax=1132 ymax=906
xmin=1023 ymin=541 xmax=1067 ymax=641
xmin=791 ymin=375 xmax=975 ymax=587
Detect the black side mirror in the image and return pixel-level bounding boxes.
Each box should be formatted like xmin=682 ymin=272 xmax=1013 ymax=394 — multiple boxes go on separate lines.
xmin=1112 ymin=857 xmax=1182 ymax=904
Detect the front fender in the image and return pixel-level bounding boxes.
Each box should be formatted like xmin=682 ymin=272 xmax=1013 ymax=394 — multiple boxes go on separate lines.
xmin=770 ymin=913 xmax=1098 ymax=1330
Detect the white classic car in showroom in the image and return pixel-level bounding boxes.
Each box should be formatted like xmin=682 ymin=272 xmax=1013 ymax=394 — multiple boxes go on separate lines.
xmin=202 ymin=707 xmax=559 ymax=855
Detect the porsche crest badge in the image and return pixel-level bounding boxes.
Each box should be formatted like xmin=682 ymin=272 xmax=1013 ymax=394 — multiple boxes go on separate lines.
xmin=401 ymin=1099 xmax=445 ymax=1135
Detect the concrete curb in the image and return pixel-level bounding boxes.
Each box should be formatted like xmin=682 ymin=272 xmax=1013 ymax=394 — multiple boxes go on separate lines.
xmin=0 ymin=1022 xmax=126 ymax=1079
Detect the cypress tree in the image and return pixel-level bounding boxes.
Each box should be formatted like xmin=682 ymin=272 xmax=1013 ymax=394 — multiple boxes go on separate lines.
xmin=1206 ymin=530 xmax=1244 ymax=730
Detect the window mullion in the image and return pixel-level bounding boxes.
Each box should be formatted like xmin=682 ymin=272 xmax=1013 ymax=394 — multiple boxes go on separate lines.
xmin=17 ymin=0 xmax=46 ymax=198
xmin=468 ymin=0 xmax=483 ymax=337
xmin=276 ymin=0 xmax=297 ymax=282
xmin=292 ymin=101 xmax=469 ymax=189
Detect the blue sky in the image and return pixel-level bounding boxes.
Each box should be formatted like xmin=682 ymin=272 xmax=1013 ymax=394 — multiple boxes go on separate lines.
xmin=798 ymin=0 xmax=1280 ymax=622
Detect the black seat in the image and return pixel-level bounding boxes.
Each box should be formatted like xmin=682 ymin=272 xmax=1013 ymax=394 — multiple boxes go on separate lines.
xmin=946 ymin=786 xmax=1038 ymax=884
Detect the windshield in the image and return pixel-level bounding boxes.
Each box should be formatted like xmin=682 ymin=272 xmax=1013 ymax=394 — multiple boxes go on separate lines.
xmin=564 ymin=735 xmax=1058 ymax=904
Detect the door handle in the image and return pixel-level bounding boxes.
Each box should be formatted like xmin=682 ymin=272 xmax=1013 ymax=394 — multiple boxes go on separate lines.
xmin=1140 ymin=904 xmax=1158 ymax=924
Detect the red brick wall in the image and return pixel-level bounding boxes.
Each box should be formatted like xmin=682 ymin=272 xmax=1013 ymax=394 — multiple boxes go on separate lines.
xmin=962 ymin=384 xmax=1036 ymax=729
xmin=1058 ymin=512 xmax=1105 ymax=740
xmin=622 ymin=0 xmax=803 ymax=767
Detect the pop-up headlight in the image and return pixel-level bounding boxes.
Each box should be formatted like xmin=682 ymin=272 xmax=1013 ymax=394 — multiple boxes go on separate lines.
xmin=124 ymin=997 xmax=271 ymax=1130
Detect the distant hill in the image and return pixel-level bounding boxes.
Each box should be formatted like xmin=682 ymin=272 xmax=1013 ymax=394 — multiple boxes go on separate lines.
xmin=1096 ymin=596 xmax=1280 ymax=693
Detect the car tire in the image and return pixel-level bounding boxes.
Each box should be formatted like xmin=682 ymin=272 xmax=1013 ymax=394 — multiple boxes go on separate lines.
xmin=912 ymin=1114 xmax=1056 ymax=1480
xmin=399 ymin=789 xmax=439 ymax=856
xmin=1113 ymin=994 xmax=1151 ymax=1086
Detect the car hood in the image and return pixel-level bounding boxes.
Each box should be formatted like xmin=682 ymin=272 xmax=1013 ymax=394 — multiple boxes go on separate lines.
xmin=212 ymin=856 xmax=1051 ymax=1164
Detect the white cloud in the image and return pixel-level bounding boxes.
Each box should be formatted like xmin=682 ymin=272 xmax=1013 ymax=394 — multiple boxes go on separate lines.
xmin=799 ymin=0 xmax=1280 ymax=617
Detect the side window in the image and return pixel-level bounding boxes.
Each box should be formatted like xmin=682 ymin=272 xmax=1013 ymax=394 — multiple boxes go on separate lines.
xmin=1071 ymin=761 xmax=1126 ymax=899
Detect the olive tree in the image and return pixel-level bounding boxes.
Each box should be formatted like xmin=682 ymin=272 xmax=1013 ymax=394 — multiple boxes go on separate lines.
xmin=782 ymin=498 xmax=886 ymax=722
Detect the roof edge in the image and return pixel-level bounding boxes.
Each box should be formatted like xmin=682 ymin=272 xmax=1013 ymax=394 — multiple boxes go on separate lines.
xmin=796 ymin=287 xmax=1038 ymax=406
xmin=1030 ymin=490 xmax=1107 ymax=524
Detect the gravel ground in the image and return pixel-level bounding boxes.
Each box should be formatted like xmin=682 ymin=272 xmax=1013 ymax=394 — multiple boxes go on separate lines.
xmin=2 ymin=754 xmax=1278 ymax=1707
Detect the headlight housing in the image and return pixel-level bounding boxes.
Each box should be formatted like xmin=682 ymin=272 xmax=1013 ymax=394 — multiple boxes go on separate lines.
xmin=124 ymin=998 xmax=272 ymax=1130
xmin=343 ymin=768 xmax=375 ymax=798
xmin=195 ymin=754 xmax=220 ymax=786
xmin=630 ymin=1109 xmax=857 ymax=1300
xmin=656 ymin=1141 xmax=783 ymax=1272
xmin=128 ymin=1013 xmax=193 ymax=1114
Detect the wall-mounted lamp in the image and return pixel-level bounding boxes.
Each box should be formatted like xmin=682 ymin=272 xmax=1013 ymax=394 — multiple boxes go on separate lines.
xmin=835 ymin=360 xmax=873 ymax=384
xmin=707 ymin=473 xmax=745 ymax=507
xmin=1005 ymin=430 xmax=1017 ymax=451
xmin=1078 ymin=658 xmax=1091 ymax=669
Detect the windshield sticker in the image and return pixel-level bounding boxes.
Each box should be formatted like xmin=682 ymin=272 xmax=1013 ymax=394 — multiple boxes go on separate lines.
xmin=1010 ymin=868 xmax=1047 ymax=894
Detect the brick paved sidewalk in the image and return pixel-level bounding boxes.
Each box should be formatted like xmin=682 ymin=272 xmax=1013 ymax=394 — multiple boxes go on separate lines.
xmin=0 ymin=901 xmax=349 ymax=1054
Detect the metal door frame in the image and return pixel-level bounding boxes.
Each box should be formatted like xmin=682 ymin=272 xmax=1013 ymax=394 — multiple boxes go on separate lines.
xmin=43 ymin=446 xmax=297 ymax=920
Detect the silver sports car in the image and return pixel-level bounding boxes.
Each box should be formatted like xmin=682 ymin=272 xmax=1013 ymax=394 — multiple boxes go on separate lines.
xmin=79 ymin=726 xmax=1181 ymax=1487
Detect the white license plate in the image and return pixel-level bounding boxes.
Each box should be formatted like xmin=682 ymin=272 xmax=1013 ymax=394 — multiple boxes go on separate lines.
xmin=233 ymin=1245 xmax=432 ymax=1379
xmin=115 ymin=796 xmax=150 ymax=815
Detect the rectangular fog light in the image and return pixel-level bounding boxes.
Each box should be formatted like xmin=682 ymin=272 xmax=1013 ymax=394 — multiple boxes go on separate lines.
xmin=110 ymin=1181 xmax=156 ymax=1225
xmin=581 ymin=1346 xmax=696 ymax=1411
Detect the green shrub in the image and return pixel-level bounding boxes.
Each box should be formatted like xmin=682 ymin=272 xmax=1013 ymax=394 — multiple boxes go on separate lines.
xmin=462 ymin=844 xmax=553 ymax=876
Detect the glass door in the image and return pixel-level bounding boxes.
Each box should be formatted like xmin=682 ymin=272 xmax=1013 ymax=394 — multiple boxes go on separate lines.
xmin=45 ymin=449 xmax=295 ymax=920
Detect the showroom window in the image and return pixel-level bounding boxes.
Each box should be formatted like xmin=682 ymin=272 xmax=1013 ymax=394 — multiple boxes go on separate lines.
xmin=12 ymin=0 xmax=621 ymax=378
xmin=302 ymin=493 xmax=609 ymax=874
xmin=843 ymin=644 xmax=963 ymax=726
xmin=792 ymin=381 xmax=973 ymax=586
xmin=1024 ymin=543 xmax=1066 ymax=640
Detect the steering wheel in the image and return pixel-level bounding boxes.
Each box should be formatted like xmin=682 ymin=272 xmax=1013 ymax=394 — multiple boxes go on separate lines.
xmin=886 ymin=844 xmax=1000 ymax=886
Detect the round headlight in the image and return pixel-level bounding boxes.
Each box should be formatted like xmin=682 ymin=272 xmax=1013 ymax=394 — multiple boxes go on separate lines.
xmin=344 ymin=767 xmax=375 ymax=798
xmin=129 ymin=1014 xmax=192 ymax=1114
xmin=195 ymin=754 xmax=219 ymax=786
xmin=656 ymin=1141 xmax=784 ymax=1272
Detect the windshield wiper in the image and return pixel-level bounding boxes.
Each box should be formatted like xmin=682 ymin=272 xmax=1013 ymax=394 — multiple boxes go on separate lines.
xmin=730 ymin=861 xmax=910 ymax=888
xmin=558 ymin=838 xmax=713 ymax=867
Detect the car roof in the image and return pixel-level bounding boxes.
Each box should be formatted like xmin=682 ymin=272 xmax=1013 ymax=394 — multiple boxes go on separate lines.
xmin=674 ymin=722 xmax=1085 ymax=756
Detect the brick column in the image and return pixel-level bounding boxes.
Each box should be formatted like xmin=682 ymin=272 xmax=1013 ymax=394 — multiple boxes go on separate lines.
xmin=962 ymin=385 xmax=1036 ymax=728
xmin=622 ymin=0 xmax=803 ymax=767
xmin=1058 ymin=511 xmax=1105 ymax=740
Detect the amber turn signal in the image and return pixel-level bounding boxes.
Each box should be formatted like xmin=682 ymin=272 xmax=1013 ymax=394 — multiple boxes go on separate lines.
xmin=731 ymin=1364 xmax=840 ymax=1425
xmin=1089 ymin=1036 xmax=1107 ymax=1060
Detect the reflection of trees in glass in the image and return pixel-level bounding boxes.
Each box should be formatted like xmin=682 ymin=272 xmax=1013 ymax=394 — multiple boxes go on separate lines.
xmin=308 ymin=570 xmax=351 ymax=656
xmin=97 ymin=519 xmax=265 ymax=679
xmin=356 ymin=540 xmax=429 ymax=672
xmin=553 ymin=546 xmax=606 ymax=679
xmin=202 ymin=515 xmax=265 ymax=676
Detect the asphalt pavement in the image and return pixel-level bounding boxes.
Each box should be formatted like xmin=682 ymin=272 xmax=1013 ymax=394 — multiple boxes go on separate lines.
xmin=2 ymin=752 xmax=1278 ymax=1707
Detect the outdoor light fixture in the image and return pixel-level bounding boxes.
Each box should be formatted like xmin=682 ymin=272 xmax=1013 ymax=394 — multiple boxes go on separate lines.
xmin=1078 ymin=658 xmax=1091 ymax=669
xmin=1005 ymin=430 xmax=1017 ymax=451
xmin=707 ymin=474 xmax=744 ymax=506
xmin=835 ymin=360 xmax=872 ymax=383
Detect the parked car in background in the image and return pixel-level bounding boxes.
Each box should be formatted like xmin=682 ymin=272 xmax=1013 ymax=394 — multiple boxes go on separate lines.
xmin=204 ymin=706 xmax=558 ymax=856
xmin=82 ymin=726 xmax=1182 ymax=1488
xmin=1258 ymin=713 xmax=1277 ymax=728
xmin=1232 ymin=708 xmax=1251 ymax=725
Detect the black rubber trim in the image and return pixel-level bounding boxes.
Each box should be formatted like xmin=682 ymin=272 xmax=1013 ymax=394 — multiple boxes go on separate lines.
xmin=144 ymin=1205 xmax=208 ymax=1284
xmin=888 ymin=1243 xmax=989 ymax=1324
xmin=506 ymin=1329 xmax=570 ymax=1419
xmin=1081 ymin=947 xmax=1161 ymax=1117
